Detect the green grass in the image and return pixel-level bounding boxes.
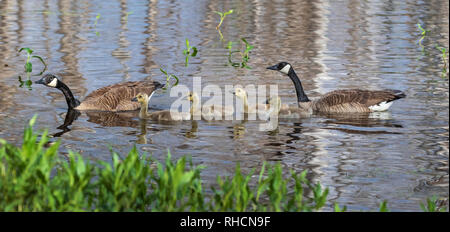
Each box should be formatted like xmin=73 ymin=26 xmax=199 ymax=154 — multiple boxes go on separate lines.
xmin=0 ymin=116 xmax=447 ymax=212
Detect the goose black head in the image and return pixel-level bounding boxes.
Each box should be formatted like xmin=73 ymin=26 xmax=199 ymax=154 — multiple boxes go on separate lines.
xmin=35 ymin=73 xmax=59 ymax=88
xmin=267 ymin=62 xmax=292 ymax=75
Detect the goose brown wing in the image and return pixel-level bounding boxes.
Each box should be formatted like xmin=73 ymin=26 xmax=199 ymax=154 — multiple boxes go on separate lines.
xmin=81 ymin=81 xmax=161 ymax=111
xmin=313 ymin=89 xmax=405 ymax=112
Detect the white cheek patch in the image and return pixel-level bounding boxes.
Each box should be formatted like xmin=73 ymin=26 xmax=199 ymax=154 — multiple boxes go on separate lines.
xmin=369 ymin=101 xmax=393 ymax=112
xmin=280 ymin=64 xmax=291 ymax=74
xmin=48 ymin=78 xmax=58 ymax=87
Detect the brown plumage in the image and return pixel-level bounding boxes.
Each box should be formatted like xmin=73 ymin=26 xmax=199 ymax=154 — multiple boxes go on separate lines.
xmin=77 ymin=81 xmax=161 ymax=111
xmin=267 ymin=62 xmax=406 ymax=113
xmin=304 ymin=89 xmax=406 ymax=113
xmin=35 ymin=73 xmax=164 ymax=112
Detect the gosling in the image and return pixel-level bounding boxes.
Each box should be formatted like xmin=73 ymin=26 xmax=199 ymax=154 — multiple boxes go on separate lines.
xmin=132 ymin=93 xmax=190 ymax=121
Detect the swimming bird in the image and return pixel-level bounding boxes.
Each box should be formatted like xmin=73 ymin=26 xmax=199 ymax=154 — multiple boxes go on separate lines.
xmin=187 ymin=91 xmax=234 ymax=120
xmin=35 ymin=73 xmax=164 ymax=111
xmin=267 ymin=62 xmax=406 ymax=113
xmin=232 ymin=87 xmax=291 ymax=114
xmin=266 ymin=96 xmax=311 ymax=118
xmin=132 ymin=93 xmax=190 ymax=121
xmin=232 ymin=87 xmax=269 ymax=114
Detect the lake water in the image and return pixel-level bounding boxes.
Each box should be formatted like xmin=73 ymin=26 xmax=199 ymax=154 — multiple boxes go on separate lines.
xmin=0 ymin=0 xmax=448 ymax=211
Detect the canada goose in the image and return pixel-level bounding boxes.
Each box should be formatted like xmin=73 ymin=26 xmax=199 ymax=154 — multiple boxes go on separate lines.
xmin=132 ymin=93 xmax=190 ymax=121
xmin=187 ymin=91 xmax=234 ymax=120
xmin=267 ymin=62 xmax=406 ymax=113
xmin=35 ymin=73 xmax=164 ymax=111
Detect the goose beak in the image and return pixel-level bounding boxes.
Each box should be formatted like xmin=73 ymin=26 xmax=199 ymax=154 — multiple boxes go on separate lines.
xmin=266 ymin=65 xmax=278 ymax=70
xmin=35 ymin=78 xmax=45 ymax=85
xmin=131 ymin=97 xmax=138 ymax=102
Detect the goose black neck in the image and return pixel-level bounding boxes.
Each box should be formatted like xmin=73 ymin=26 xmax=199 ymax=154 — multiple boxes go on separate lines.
xmin=288 ymin=68 xmax=310 ymax=103
xmin=56 ymin=81 xmax=80 ymax=109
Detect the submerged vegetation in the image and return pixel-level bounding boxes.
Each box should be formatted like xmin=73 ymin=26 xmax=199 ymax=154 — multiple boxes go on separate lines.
xmin=0 ymin=116 xmax=445 ymax=212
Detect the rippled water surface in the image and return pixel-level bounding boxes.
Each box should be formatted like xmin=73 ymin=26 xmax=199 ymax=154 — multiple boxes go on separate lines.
xmin=0 ymin=0 xmax=448 ymax=211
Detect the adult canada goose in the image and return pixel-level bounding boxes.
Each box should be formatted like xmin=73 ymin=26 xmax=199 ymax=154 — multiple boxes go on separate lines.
xmin=35 ymin=73 xmax=164 ymax=111
xmin=187 ymin=91 xmax=234 ymax=120
xmin=267 ymin=62 xmax=406 ymax=113
xmin=132 ymin=93 xmax=190 ymax=121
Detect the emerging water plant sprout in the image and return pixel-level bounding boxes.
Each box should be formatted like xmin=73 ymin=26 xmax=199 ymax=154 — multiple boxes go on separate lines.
xmin=227 ymin=38 xmax=254 ymax=69
xmin=18 ymin=47 xmax=47 ymax=88
xmin=182 ymin=39 xmax=198 ymax=67
xmin=435 ymin=45 xmax=449 ymax=78
xmin=214 ymin=9 xmax=233 ymax=30
xmin=94 ymin=13 xmax=101 ymax=36
xmin=159 ymin=67 xmax=179 ymax=90
xmin=124 ymin=11 xmax=133 ymax=21
xmin=19 ymin=47 xmax=47 ymax=75
xmin=417 ymin=23 xmax=429 ymax=52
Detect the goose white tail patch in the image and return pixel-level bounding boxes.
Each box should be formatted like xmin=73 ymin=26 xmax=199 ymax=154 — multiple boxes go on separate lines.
xmin=280 ymin=64 xmax=291 ymax=74
xmin=369 ymin=101 xmax=393 ymax=112
xmin=48 ymin=78 xmax=58 ymax=87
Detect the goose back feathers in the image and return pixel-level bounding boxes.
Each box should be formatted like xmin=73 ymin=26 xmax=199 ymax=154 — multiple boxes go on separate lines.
xmin=35 ymin=74 xmax=164 ymax=112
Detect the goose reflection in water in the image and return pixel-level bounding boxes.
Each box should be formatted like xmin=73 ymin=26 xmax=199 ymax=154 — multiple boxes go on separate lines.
xmin=52 ymin=109 xmax=81 ymax=137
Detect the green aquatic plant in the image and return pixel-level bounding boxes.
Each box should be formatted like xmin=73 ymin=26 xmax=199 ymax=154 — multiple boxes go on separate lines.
xmin=94 ymin=13 xmax=101 ymax=36
xmin=124 ymin=11 xmax=133 ymax=21
xmin=18 ymin=47 xmax=47 ymax=75
xmin=435 ymin=46 xmax=448 ymax=78
xmin=417 ymin=23 xmax=429 ymax=53
xmin=18 ymin=47 xmax=47 ymax=89
xmin=227 ymin=38 xmax=254 ymax=69
xmin=214 ymin=9 xmax=233 ymax=30
xmin=182 ymin=39 xmax=198 ymax=67
xmin=159 ymin=67 xmax=179 ymax=90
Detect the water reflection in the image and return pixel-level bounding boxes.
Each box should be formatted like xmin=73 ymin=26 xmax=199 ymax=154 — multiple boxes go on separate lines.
xmin=52 ymin=108 xmax=81 ymax=137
